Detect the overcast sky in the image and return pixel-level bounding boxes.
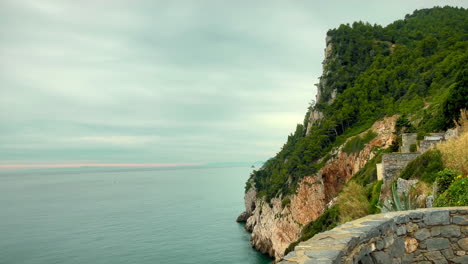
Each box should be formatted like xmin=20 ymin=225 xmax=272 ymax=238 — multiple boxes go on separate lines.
xmin=1 ymin=0 xmax=466 ymax=166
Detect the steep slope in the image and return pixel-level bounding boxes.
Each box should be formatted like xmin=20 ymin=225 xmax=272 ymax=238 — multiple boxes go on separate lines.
xmin=238 ymin=6 xmax=468 ymax=261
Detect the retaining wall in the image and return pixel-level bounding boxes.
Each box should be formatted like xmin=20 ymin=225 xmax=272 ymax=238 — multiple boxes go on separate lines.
xmin=381 ymin=153 xmax=421 ymax=183
xmin=279 ymin=207 xmax=468 ymax=264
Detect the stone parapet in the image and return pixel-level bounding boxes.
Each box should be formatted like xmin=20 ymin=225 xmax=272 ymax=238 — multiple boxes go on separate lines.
xmin=279 ymin=207 xmax=468 ymax=264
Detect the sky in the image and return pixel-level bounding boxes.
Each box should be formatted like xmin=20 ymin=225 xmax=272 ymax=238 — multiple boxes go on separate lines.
xmin=1 ymin=0 xmax=467 ymax=166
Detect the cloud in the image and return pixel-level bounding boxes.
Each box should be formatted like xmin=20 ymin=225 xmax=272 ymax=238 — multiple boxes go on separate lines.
xmin=1 ymin=0 xmax=466 ymax=165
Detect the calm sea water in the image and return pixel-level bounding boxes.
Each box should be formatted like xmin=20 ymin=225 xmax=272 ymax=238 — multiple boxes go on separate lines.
xmin=0 ymin=166 xmax=271 ymax=264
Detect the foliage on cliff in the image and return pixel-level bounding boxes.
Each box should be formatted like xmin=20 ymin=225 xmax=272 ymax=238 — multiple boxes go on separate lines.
xmin=247 ymin=6 xmax=468 ymax=202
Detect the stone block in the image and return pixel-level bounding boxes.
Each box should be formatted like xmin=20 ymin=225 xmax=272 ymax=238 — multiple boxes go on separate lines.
xmin=376 ymin=239 xmax=385 ymax=250
xmin=390 ymin=238 xmax=405 ymax=258
xmin=424 ymin=251 xmax=445 ymax=261
xmin=359 ymin=254 xmax=375 ymax=264
xmin=431 ymin=225 xmax=461 ymax=237
xmin=424 ymin=211 xmax=450 ymax=226
xmin=371 ymin=251 xmax=392 ymax=264
xmin=406 ymin=222 xmax=419 ymax=233
xmin=452 ymin=215 xmax=468 ymax=225
xmin=305 ymin=249 xmax=343 ymax=261
xmin=415 ymin=228 xmax=431 ymax=241
xmin=396 ymin=225 xmax=407 ymax=236
xmin=441 ymin=248 xmax=454 ymax=259
xmin=401 ymin=253 xmax=414 ymax=264
xmin=405 ymin=237 xmax=418 ymax=253
xmin=452 ymin=255 xmax=468 ymax=264
xmin=426 ymin=238 xmax=451 ymax=251
xmin=458 ymin=238 xmax=468 ymax=250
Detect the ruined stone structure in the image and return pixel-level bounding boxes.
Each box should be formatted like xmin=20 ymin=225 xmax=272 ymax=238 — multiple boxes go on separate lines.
xmin=401 ymin=133 xmax=418 ymax=153
xmin=381 ymin=153 xmax=421 ymax=184
xmin=279 ymin=207 xmax=468 ymax=264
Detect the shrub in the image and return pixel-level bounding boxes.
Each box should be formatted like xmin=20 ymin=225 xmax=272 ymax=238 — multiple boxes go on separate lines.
xmin=399 ymin=149 xmax=444 ymax=183
xmin=435 ymin=168 xmax=458 ymax=195
xmin=281 ymin=197 xmax=291 ymax=208
xmin=434 ymin=175 xmax=468 ymax=207
xmin=342 ymin=130 xmax=377 ymax=154
xmin=410 ymin=144 xmax=417 ymax=152
xmin=379 ymin=182 xmax=415 ymax=211
xmin=336 ymin=181 xmax=370 ymax=223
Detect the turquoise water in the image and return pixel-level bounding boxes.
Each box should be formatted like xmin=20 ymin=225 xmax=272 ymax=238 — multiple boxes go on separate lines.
xmin=0 ymin=166 xmax=271 ymax=264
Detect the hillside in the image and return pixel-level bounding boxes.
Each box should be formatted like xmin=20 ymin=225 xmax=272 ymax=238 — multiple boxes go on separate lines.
xmin=238 ymin=6 xmax=468 ymax=261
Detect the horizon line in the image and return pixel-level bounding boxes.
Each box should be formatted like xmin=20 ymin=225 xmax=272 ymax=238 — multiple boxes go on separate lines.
xmin=0 ymin=163 xmax=203 ymax=169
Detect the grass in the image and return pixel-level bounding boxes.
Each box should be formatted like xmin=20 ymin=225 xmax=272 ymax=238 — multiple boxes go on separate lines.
xmin=336 ymin=181 xmax=370 ymax=223
xmin=437 ymin=109 xmax=468 ymax=175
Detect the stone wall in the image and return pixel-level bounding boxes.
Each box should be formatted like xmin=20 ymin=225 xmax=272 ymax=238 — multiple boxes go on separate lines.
xmin=420 ymin=140 xmax=443 ymax=153
xmin=279 ymin=207 xmax=468 ymax=264
xmin=382 ymin=153 xmax=421 ymax=183
xmin=402 ymin=133 xmax=418 ymax=153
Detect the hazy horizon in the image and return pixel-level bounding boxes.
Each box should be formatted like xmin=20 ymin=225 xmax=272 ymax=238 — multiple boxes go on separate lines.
xmin=1 ymin=0 xmax=467 ymax=166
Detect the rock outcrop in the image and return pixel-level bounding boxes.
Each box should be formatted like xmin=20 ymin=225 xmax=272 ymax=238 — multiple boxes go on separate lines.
xmin=239 ymin=116 xmax=397 ymax=260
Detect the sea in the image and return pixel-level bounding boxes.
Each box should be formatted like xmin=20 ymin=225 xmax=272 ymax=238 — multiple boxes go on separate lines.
xmin=0 ymin=166 xmax=272 ymax=264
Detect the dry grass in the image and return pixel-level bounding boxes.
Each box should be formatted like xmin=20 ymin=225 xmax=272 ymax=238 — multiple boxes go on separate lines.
xmin=409 ymin=181 xmax=433 ymax=208
xmin=336 ymin=181 xmax=370 ymax=224
xmin=437 ymin=109 xmax=468 ymax=175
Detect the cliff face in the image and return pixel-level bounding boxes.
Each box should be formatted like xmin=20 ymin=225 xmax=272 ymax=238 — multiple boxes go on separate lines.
xmin=242 ymin=116 xmax=397 ymax=260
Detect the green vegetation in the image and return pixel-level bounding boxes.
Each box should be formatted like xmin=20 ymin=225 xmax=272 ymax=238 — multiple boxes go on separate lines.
xmin=435 ymin=169 xmax=458 ymax=195
xmin=336 ymin=182 xmax=370 ymax=223
xmin=342 ymin=131 xmax=377 ymax=154
xmin=247 ymin=7 xmax=468 ymax=203
xmin=434 ymin=174 xmax=468 ymax=207
xmin=379 ymin=182 xmax=415 ymax=211
xmin=399 ymin=149 xmax=444 ymax=183
xmin=368 ymin=180 xmax=383 ymax=214
xmin=284 ymin=206 xmax=339 ymax=255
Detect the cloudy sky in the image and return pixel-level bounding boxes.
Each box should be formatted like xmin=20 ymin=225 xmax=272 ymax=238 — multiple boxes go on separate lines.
xmin=0 ymin=0 xmax=466 ymax=166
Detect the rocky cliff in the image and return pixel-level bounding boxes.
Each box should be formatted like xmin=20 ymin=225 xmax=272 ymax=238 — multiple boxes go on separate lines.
xmin=240 ymin=116 xmax=397 ymax=260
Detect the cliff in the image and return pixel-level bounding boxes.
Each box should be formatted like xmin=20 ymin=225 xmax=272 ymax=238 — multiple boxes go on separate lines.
xmin=238 ymin=6 xmax=468 ymax=261
xmin=242 ymin=116 xmax=397 ymax=259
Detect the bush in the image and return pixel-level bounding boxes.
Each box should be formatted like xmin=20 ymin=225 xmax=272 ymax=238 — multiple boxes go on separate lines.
xmin=281 ymin=197 xmax=291 ymax=208
xmin=434 ymin=175 xmax=468 ymax=207
xmin=435 ymin=169 xmax=458 ymax=195
xmin=342 ymin=130 xmax=377 ymax=154
xmin=410 ymin=144 xmax=417 ymax=152
xmin=399 ymin=149 xmax=444 ymax=183
xmin=337 ymin=181 xmax=370 ymax=223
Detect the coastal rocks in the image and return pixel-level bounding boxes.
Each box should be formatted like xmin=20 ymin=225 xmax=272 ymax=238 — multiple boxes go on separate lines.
xmin=236 ymin=187 xmax=257 ymax=222
xmin=242 ymin=116 xmax=397 ymax=260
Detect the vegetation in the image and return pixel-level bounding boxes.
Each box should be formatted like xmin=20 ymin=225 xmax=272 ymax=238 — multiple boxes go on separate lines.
xmin=399 ymin=149 xmax=444 ymax=183
xmin=379 ymin=183 xmax=415 ymax=211
xmin=437 ymin=109 xmax=468 ymax=174
xmin=247 ymin=7 xmax=468 ymax=202
xmin=435 ymin=169 xmax=458 ymax=195
xmin=342 ymin=131 xmax=377 ymax=154
xmin=336 ymin=182 xmax=370 ymax=223
xmin=434 ymin=174 xmax=468 ymax=207
xmin=244 ymin=7 xmax=468 ymax=255
xmin=284 ymin=206 xmax=339 ymax=255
